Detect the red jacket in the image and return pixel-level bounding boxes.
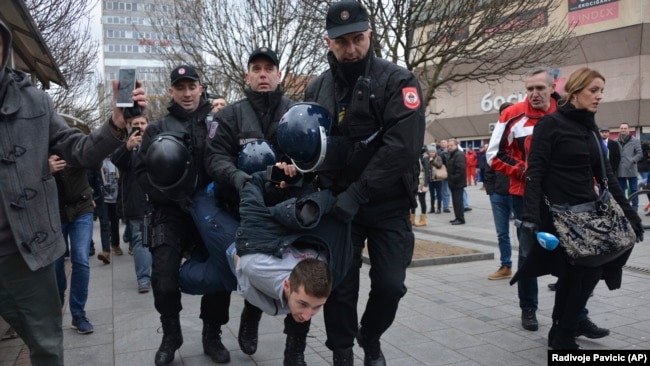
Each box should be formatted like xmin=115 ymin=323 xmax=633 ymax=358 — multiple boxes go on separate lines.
xmin=465 ymin=150 xmax=477 ymax=168
xmin=486 ymin=95 xmax=559 ymax=196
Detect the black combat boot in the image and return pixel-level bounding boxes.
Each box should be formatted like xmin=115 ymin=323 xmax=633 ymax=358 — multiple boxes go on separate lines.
xmin=283 ymin=333 xmax=307 ymax=366
xmin=238 ymin=302 xmax=262 ymax=355
xmin=332 ymin=347 xmax=354 ymax=366
xmin=154 ymin=316 xmax=183 ymax=366
xmin=202 ymin=321 xmax=230 ymax=363
xmin=549 ymin=322 xmax=581 ymax=350
xmin=357 ymin=329 xmax=386 ymax=366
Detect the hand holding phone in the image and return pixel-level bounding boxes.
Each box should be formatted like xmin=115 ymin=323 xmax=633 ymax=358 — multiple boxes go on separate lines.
xmin=266 ymin=165 xmax=303 ymax=187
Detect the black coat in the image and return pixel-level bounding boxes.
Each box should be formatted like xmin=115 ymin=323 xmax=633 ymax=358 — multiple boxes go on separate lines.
xmin=112 ymin=144 xmax=146 ymax=220
xmin=606 ymin=138 xmax=621 ymax=174
xmin=483 ymin=165 xmax=509 ymax=196
xmin=446 ymin=148 xmax=466 ymax=189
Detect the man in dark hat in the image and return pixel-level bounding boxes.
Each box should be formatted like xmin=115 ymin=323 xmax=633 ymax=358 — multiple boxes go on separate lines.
xmin=205 ymin=47 xmax=299 ymax=363
xmin=304 ymin=1 xmax=426 ymax=365
xmin=0 ymin=19 xmax=145 ymax=366
xmin=135 ymin=65 xmax=232 ymax=365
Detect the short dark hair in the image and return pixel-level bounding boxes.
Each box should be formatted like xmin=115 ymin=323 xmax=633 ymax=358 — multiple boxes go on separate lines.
xmin=499 ymin=102 xmax=513 ymax=115
xmin=288 ymin=258 xmax=332 ymax=298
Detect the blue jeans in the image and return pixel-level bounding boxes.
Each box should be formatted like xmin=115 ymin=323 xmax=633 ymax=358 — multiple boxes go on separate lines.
xmin=463 ymin=189 xmax=469 ymax=208
xmin=441 ymin=180 xmax=450 ymax=210
xmin=179 ymin=184 xmax=239 ymax=294
xmin=128 ymin=219 xmax=152 ymax=286
xmin=618 ymin=177 xmax=638 ymax=209
xmin=489 ymin=193 xmax=513 ymax=268
xmin=428 ymin=181 xmax=442 ymax=210
xmin=55 ymin=212 xmax=93 ymax=318
xmin=511 ymin=196 xmax=538 ymax=312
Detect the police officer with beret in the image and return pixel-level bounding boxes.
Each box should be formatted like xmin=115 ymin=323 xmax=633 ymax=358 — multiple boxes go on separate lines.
xmin=135 ymin=66 xmax=232 ymax=365
xmin=303 ymin=1 xmax=425 ymax=365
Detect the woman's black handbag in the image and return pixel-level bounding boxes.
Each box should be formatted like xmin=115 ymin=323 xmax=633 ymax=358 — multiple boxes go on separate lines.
xmin=547 ymin=131 xmax=636 ymax=267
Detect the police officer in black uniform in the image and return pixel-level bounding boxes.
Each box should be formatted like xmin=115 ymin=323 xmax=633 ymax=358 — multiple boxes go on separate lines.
xmin=205 ymin=48 xmax=307 ymax=365
xmin=303 ymin=2 xmax=425 ymax=365
xmin=135 ymin=66 xmax=231 ymax=365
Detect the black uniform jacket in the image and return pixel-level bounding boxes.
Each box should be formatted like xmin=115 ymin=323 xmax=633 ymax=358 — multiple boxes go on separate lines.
xmin=135 ymin=99 xmax=212 ymax=210
xmin=304 ymin=50 xmax=425 ymax=202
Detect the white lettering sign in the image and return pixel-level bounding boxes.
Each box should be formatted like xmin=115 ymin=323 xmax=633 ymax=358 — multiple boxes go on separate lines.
xmin=480 ymin=92 xmax=526 ymax=112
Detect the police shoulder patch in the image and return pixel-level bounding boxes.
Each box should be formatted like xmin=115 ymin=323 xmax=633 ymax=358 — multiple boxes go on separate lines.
xmin=402 ymin=87 xmax=420 ymax=110
xmin=208 ymin=120 xmax=219 ymax=139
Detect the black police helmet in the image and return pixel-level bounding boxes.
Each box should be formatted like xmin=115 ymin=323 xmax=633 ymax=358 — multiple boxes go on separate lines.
xmin=277 ymin=102 xmax=332 ymax=173
xmin=237 ymin=140 xmax=278 ymax=174
xmin=146 ymin=133 xmax=197 ymax=201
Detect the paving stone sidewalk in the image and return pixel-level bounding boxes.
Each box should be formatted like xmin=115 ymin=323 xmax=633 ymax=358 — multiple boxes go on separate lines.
xmin=1 ymin=185 xmax=649 ymax=365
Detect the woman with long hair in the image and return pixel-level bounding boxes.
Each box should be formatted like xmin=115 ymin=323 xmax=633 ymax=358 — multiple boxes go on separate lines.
xmin=512 ymin=67 xmax=643 ymax=349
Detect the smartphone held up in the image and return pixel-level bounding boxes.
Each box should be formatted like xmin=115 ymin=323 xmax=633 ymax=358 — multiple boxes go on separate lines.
xmin=117 ymin=68 xmax=143 ymax=119
xmin=116 ymin=69 xmax=136 ymax=108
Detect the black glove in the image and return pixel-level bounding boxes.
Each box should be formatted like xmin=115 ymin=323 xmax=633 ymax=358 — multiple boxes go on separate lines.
xmin=632 ymin=220 xmax=644 ymax=243
xmin=514 ymin=219 xmax=538 ymax=233
xmin=333 ymin=183 xmax=369 ymax=222
xmin=232 ymin=171 xmax=252 ymax=194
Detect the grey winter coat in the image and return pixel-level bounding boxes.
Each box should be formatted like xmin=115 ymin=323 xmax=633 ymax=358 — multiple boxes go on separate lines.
xmin=0 ymin=69 xmax=124 ymax=270
xmin=617 ymin=135 xmax=643 ymax=178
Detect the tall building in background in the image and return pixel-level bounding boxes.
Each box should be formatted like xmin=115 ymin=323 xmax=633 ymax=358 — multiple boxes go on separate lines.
xmin=100 ymin=0 xmax=174 ymax=112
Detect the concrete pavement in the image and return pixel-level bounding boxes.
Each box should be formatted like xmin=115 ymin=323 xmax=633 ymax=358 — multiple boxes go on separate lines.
xmin=1 ymin=184 xmax=649 ymax=365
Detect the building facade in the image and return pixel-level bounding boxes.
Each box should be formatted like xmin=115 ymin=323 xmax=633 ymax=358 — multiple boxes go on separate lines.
xmin=101 ymin=1 xmax=175 ymax=101
xmin=427 ymin=0 xmax=650 ymax=147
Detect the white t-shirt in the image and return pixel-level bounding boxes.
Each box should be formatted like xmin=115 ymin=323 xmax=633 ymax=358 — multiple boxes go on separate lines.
xmin=236 ymin=245 xmax=327 ymax=315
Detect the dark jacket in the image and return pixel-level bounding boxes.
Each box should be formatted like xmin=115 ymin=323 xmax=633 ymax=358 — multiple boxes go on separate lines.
xmin=0 ymin=68 xmax=124 ymax=269
xmin=112 ymin=143 xmax=146 ymax=219
xmin=606 ymin=138 xmax=621 ymax=174
xmin=135 ymin=99 xmax=212 ymax=210
xmin=513 ymin=102 xmax=641 ymax=288
xmin=236 ymin=172 xmax=352 ymax=287
xmin=483 ymin=165 xmax=510 ymax=196
xmin=304 ymin=50 xmax=425 ymax=203
xmin=205 ymin=88 xmax=293 ymax=190
xmin=55 ymin=166 xmax=94 ymax=223
xmin=637 ymin=142 xmax=650 ymax=173
xmin=87 ymin=169 xmax=104 ymax=205
xmin=446 ymin=148 xmax=467 ymax=189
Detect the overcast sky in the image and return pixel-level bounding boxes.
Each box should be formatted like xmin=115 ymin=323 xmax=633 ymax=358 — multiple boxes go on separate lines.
xmin=89 ymin=1 xmax=104 ymax=75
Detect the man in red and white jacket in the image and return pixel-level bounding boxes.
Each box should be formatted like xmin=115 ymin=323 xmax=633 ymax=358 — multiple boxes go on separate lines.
xmin=486 ymin=66 xmax=610 ymax=340
xmin=487 ymin=67 xmax=553 ymax=331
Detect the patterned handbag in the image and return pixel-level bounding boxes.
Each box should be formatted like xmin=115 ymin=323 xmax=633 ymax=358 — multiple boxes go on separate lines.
xmin=547 ymin=131 xmax=636 ymax=267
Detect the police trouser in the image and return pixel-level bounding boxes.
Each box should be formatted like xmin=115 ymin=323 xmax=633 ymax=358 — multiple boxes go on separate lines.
xmin=150 ymin=209 xmax=230 ymax=324
xmin=324 ymin=196 xmax=414 ymax=350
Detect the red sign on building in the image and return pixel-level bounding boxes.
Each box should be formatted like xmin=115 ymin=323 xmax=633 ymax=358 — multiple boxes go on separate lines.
xmin=568 ymin=0 xmax=619 ymax=27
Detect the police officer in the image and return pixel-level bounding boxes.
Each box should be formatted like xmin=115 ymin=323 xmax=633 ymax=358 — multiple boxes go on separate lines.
xmin=303 ymin=1 xmax=425 ymax=365
xmin=205 ymin=48 xmax=304 ymax=364
xmin=135 ymin=66 xmax=231 ymax=365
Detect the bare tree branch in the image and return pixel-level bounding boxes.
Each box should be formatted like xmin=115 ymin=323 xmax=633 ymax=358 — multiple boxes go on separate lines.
xmin=25 ymin=0 xmax=104 ymax=128
xmin=142 ymin=0 xmax=327 ymax=106
xmin=364 ymin=0 xmax=575 ymax=104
